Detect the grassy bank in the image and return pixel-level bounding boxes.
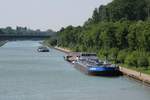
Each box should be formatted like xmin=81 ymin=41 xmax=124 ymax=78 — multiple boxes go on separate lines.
xmin=120 ymin=64 xmax=150 ymax=75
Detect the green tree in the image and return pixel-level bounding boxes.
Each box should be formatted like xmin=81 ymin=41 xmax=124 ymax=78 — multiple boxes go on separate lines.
xmin=125 ymin=51 xmax=138 ymax=67
xmin=92 ymin=8 xmax=99 ymax=23
xmin=109 ymin=48 xmax=119 ymax=63
xmin=137 ymin=56 xmax=149 ymax=68
xmin=117 ymin=50 xmax=128 ymax=63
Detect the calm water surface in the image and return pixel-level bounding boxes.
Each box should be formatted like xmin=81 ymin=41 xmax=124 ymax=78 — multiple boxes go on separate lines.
xmin=0 ymin=41 xmax=150 ymax=100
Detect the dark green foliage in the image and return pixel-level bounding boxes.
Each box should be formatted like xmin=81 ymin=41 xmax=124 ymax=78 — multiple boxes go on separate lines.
xmin=109 ymin=48 xmax=119 ymax=63
xmin=125 ymin=51 xmax=138 ymax=67
xmin=98 ymin=49 xmax=109 ymax=60
xmin=117 ymin=50 xmax=128 ymax=63
xmin=53 ymin=0 xmax=150 ymax=68
xmin=92 ymin=8 xmax=99 ymax=23
xmin=125 ymin=51 xmax=149 ymax=68
xmin=137 ymin=56 xmax=149 ymax=68
xmin=114 ymin=21 xmax=129 ymax=49
xmin=47 ymin=38 xmax=57 ymax=46
xmin=93 ymin=0 xmax=148 ymax=22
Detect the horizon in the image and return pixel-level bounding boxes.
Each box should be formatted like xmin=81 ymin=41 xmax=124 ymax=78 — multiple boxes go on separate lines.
xmin=0 ymin=0 xmax=112 ymax=31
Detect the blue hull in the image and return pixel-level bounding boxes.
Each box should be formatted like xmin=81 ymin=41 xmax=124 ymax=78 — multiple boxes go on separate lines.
xmin=74 ymin=63 xmax=122 ymax=76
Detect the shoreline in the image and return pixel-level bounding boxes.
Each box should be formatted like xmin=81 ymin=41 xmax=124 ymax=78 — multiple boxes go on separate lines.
xmin=54 ymin=46 xmax=150 ymax=86
xmin=120 ymin=67 xmax=150 ymax=86
xmin=0 ymin=41 xmax=7 ymax=47
xmin=54 ymin=46 xmax=71 ymax=54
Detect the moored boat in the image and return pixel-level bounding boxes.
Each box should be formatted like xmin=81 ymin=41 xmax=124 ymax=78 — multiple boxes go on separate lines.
xmin=37 ymin=46 xmax=49 ymax=52
xmin=74 ymin=53 xmax=122 ymax=76
xmin=64 ymin=52 xmax=80 ymax=63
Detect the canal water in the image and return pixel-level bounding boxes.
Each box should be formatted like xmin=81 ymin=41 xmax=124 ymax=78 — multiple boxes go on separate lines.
xmin=0 ymin=41 xmax=150 ymax=100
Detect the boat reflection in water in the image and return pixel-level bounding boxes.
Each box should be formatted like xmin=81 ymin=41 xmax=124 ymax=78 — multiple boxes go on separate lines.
xmin=74 ymin=53 xmax=122 ymax=76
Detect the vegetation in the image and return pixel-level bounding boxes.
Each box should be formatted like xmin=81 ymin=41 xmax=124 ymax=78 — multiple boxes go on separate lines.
xmin=0 ymin=26 xmax=55 ymax=36
xmin=44 ymin=33 xmax=58 ymax=47
xmin=47 ymin=0 xmax=150 ymax=72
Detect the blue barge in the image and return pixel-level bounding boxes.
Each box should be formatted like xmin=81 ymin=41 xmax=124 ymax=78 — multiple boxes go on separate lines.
xmin=74 ymin=53 xmax=122 ymax=76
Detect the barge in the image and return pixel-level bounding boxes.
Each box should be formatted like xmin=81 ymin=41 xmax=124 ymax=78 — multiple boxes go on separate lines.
xmin=74 ymin=53 xmax=122 ymax=76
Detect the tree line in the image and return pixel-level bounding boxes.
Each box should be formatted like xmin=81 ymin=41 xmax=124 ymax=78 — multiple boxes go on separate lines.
xmin=48 ymin=0 xmax=150 ymax=69
xmin=0 ymin=26 xmax=55 ymax=36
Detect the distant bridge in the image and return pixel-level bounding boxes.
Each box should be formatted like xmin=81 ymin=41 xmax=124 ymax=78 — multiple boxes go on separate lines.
xmin=0 ymin=33 xmax=53 ymax=40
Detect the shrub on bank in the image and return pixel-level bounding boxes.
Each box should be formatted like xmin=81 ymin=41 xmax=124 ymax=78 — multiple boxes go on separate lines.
xmin=98 ymin=49 xmax=109 ymax=60
xmin=109 ymin=48 xmax=119 ymax=63
xmin=137 ymin=56 xmax=149 ymax=68
xmin=46 ymin=38 xmax=57 ymax=46
xmin=124 ymin=51 xmax=149 ymax=68
xmin=117 ymin=50 xmax=128 ymax=63
xmin=125 ymin=51 xmax=138 ymax=67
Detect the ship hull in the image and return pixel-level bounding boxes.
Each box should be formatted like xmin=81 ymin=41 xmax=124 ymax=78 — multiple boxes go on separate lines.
xmin=74 ymin=63 xmax=122 ymax=76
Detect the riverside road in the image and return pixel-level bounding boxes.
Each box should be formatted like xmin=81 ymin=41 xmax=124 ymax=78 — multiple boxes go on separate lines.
xmin=0 ymin=41 xmax=150 ymax=100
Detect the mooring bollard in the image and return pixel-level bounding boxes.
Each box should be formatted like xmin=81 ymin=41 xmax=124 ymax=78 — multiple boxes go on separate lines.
xmin=140 ymin=72 xmax=142 ymax=77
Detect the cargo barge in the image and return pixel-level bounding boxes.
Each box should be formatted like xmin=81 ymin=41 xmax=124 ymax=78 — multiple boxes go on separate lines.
xmin=74 ymin=53 xmax=122 ymax=76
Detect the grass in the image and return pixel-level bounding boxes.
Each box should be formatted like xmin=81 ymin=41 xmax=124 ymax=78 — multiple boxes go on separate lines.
xmin=120 ymin=64 xmax=150 ymax=75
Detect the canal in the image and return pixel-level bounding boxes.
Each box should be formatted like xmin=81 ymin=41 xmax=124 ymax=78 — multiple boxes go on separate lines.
xmin=0 ymin=41 xmax=150 ymax=100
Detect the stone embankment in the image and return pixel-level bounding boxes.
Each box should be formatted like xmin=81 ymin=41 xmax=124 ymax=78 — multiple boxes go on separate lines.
xmin=120 ymin=67 xmax=150 ymax=86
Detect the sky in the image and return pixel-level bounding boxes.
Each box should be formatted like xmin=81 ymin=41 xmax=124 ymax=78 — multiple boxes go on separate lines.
xmin=0 ymin=0 xmax=112 ymax=31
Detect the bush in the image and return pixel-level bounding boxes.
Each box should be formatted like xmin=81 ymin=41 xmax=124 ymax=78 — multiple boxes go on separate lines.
xmin=109 ymin=48 xmax=119 ymax=63
xmin=125 ymin=51 xmax=138 ymax=67
xmin=117 ymin=50 xmax=128 ymax=63
xmin=137 ymin=56 xmax=149 ymax=68
xmin=48 ymin=38 xmax=57 ymax=46
xmin=98 ymin=49 xmax=109 ymax=60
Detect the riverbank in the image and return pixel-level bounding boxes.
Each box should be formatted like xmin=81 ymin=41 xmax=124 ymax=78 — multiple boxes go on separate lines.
xmin=54 ymin=46 xmax=150 ymax=86
xmin=120 ymin=67 xmax=150 ymax=86
xmin=54 ymin=46 xmax=71 ymax=54
xmin=0 ymin=41 xmax=7 ymax=47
